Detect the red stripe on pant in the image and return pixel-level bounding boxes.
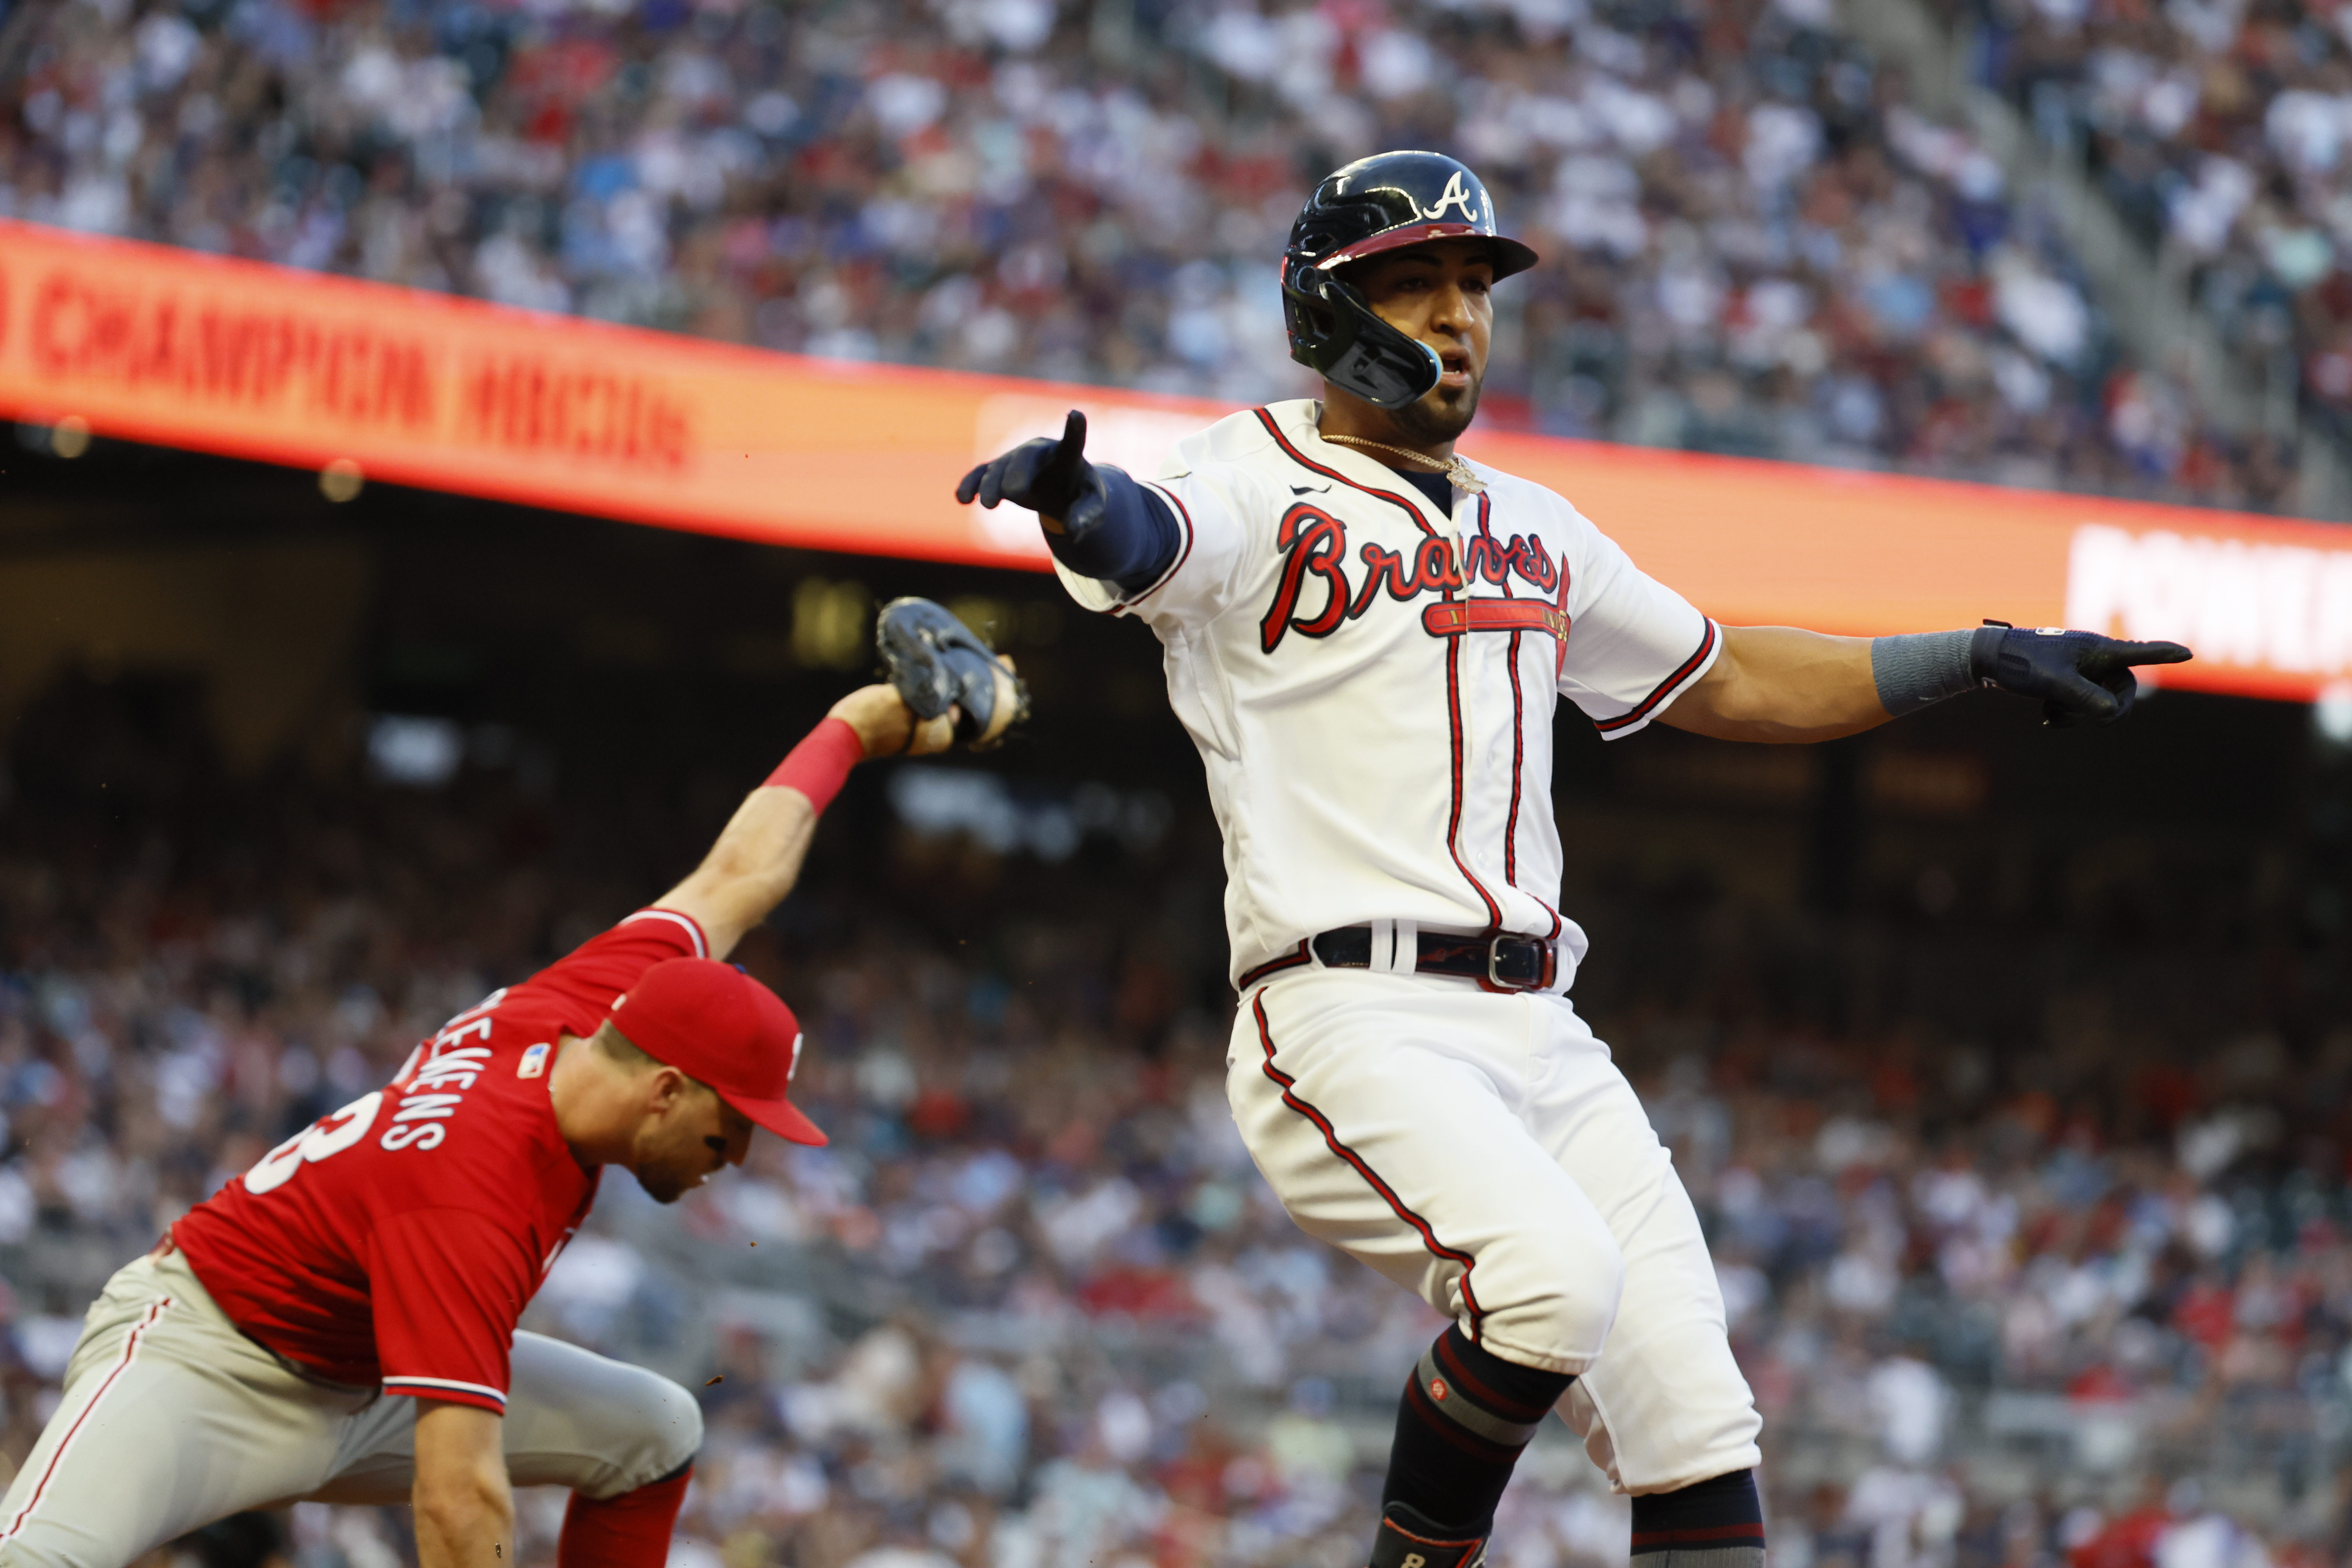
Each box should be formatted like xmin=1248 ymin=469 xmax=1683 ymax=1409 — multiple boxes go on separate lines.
xmin=1252 ymin=994 xmax=1486 ymax=1337
xmin=1 ymin=1296 xmax=173 ymax=1540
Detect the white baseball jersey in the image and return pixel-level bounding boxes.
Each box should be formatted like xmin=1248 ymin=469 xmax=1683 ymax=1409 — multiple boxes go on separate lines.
xmin=1053 ymin=399 xmax=1721 ymax=986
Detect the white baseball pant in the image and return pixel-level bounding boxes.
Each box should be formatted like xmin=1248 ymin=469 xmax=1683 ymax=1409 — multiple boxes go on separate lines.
xmin=1228 ymin=967 xmax=1763 ymax=1494
xmin=0 ymin=1247 xmax=701 ymax=1567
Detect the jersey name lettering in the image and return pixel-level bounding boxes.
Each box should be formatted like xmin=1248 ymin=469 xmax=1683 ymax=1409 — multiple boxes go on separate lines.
xmin=1260 ymin=503 xmax=1559 ymax=654
xmin=381 ymin=1007 xmax=505 ymax=1154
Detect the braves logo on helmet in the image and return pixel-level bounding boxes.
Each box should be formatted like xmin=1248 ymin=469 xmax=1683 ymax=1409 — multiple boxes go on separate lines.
xmin=1279 ymin=151 xmax=1538 ymax=410
xmin=1419 ymin=170 xmax=1485 ymax=224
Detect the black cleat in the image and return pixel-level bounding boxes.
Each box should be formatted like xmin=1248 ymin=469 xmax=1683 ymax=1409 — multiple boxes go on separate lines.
xmin=1369 ymin=1503 xmax=1488 ymax=1568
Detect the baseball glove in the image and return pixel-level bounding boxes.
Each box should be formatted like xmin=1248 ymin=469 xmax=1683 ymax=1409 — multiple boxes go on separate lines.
xmin=876 ymin=597 xmax=1029 ymax=750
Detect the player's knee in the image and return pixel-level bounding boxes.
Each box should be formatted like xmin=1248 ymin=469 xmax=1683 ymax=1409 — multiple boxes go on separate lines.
xmin=643 ymin=1372 xmax=704 ymax=1478
xmin=1489 ymin=1227 xmax=1624 ymax=1361
xmin=596 ymin=1366 xmax=703 ymax=1496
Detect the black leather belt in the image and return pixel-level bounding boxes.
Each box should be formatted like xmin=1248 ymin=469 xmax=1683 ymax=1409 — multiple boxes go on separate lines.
xmin=1238 ymin=928 xmax=1559 ymax=991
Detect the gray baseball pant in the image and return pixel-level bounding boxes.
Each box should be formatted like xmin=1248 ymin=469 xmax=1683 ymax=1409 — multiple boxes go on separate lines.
xmin=0 ymin=1246 xmax=701 ymax=1567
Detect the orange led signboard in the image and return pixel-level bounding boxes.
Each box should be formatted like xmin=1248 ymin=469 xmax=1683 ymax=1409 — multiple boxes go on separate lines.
xmin=0 ymin=218 xmax=2344 ymax=702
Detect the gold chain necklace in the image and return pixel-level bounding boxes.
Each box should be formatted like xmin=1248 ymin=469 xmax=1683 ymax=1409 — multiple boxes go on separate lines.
xmin=1320 ymin=433 xmax=1486 ymax=495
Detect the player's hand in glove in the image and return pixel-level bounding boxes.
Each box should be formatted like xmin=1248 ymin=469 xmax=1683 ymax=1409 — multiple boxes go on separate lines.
xmin=1970 ymin=622 xmax=2192 ymax=726
xmin=954 ymin=411 xmax=1182 ymax=593
xmin=955 ymin=410 xmax=1110 ymax=546
xmin=875 ymin=597 xmax=1030 ymax=751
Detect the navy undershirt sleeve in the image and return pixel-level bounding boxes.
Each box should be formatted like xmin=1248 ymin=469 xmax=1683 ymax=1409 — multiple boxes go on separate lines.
xmin=1044 ymin=465 xmax=1180 ymax=595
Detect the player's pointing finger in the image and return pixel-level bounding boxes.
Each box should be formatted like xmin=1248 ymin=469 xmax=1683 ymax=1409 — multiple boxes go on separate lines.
xmin=2113 ymin=639 xmax=2194 ymax=666
xmin=955 ymin=463 xmax=990 ymax=506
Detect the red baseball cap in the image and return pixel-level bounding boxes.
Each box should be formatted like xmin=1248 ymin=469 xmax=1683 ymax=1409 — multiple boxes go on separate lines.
xmin=606 ymin=958 xmax=827 ymax=1146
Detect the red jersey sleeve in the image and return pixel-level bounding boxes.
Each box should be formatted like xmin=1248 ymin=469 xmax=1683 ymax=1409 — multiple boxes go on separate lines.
xmin=517 ymin=908 xmax=711 ymax=1031
xmin=366 ymin=1207 xmax=540 ymax=1413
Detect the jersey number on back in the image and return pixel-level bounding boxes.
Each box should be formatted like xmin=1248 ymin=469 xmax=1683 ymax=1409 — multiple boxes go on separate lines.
xmin=242 ymin=1092 xmax=385 ymax=1196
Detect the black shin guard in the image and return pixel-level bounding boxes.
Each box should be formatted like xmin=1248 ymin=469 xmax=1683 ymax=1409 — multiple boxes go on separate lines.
xmin=1380 ymin=1325 xmax=1575 ymax=1536
xmin=1371 ymin=1504 xmax=1491 ymax=1568
xmin=1629 ymin=1469 xmax=1766 ymax=1568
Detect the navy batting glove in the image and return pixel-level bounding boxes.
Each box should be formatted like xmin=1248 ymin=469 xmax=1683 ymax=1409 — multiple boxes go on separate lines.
xmin=1968 ymin=622 xmax=2193 ymax=727
xmin=954 ymin=409 xmax=1109 ymax=543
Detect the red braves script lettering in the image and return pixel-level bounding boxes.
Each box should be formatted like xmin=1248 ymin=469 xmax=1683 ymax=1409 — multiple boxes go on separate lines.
xmin=379 ymin=988 xmax=510 ymax=1154
xmin=29 ymin=272 xmax=434 ymax=427
xmin=1260 ymin=503 xmax=1559 ymax=654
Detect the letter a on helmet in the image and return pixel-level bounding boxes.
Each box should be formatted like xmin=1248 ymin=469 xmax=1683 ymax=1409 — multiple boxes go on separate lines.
xmin=1280 ymin=151 xmax=1539 ymax=409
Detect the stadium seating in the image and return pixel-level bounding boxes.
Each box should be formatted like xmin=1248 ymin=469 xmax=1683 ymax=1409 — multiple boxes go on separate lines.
xmin=0 ymin=0 xmax=2305 ymax=508
xmin=1966 ymin=0 xmax=2352 ymax=458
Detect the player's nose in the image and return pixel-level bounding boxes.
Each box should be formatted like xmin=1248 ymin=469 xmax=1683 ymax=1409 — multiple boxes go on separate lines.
xmin=1432 ymin=279 xmax=1475 ymax=322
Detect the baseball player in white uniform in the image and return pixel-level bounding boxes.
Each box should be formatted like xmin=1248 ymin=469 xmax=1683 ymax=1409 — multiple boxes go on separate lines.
xmin=959 ymin=151 xmax=2190 ymax=1568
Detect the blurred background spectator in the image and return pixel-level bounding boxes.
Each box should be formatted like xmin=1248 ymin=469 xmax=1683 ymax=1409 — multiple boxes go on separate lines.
xmin=0 ymin=0 xmax=2311 ymax=507
xmin=1956 ymin=0 xmax=2352 ymax=461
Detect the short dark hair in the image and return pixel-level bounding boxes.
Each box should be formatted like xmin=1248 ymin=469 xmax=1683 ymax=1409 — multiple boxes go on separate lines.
xmin=592 ymin=1022 xmax=714 ymax=1097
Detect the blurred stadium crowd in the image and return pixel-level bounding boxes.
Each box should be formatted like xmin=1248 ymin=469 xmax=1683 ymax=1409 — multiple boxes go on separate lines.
xmin=1962 ymin=0 xmax=2352 ymax=452
xmin=0 ymin=0 xmax=2318 ymax=508
xmin=5 ymin=672 xmax=2352 ymax=1568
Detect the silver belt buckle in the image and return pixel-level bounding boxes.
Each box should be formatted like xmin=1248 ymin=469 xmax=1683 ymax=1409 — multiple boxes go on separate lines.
xmin=1487 ymin=935 xmax=1528 ymax=990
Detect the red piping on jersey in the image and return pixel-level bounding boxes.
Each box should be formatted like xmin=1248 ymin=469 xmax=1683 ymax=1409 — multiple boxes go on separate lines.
xmin=1475 ymin=496 xmax=1563 ymax=942
xmin=1440 ymin=633 xmax=1504 ymax=935
xmin=1505 ymin=626 xmax=1524 ymax=891
xmin=1251 ymin=408 xmax=1441 ymax=538
xmin=1252 ymin=408 xmax=1504 ymax=935
xmin=1117 ymin=483 xmax=1197 ymax=611
xmin=1482 ymin=496 xmax=1528 ymax=900
xmin=1594 ymin=619 xmax=1720 ymax=735
xmin=1252 ymin=992 xmax=1486 ymax=1338
xmin=1 ymin=1296 xmax=173 ymax=1540
xmin=1236 ymin=939 xmax=1311 ymax=991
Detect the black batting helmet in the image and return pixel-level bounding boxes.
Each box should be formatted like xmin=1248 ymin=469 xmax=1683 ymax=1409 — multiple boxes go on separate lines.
xmin=1281 ymin=151 xmax=1540 ymax=408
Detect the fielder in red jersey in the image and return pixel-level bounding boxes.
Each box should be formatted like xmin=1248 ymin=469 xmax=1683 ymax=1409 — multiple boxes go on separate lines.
xmin=0 ymin=681 xmax=957 ymax=1568
xmin=171 ymin=907 xmax=726 ymax=1414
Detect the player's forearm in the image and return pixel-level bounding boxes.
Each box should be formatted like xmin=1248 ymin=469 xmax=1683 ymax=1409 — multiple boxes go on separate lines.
xmin=1041 ymin=466 xmax=1180 ymax=592
xmin=655 ymin=688 xmax=940 ymax=956
xmin=413 ymin=1403 xmax=516 ymax=1568
xmin=414 ymin=1476 xmax=515 ymax=1568
xmin=1657 ymin=626 xmax=1891 ymax=742
xmin=661 ymin=785 xmax=822 ymax=958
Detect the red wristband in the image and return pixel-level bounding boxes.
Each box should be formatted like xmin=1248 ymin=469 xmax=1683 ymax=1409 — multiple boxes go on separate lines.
xmin=765 ymin=717 xmax=864 ymax=813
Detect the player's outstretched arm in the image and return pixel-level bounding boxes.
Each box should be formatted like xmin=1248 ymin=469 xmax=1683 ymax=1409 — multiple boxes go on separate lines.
xmin=655 ymin=685 xmax=948 ymax=958
xmin=413 ymin=1401 xmax=515 ymax=1568
xmin=1659 ymin=623 xmax=2194 ymax=742
xmin=956 ymin=409 xmax=1181 ymax=592
xmin=1657 ymin=627 xmax=1890 ymax=743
